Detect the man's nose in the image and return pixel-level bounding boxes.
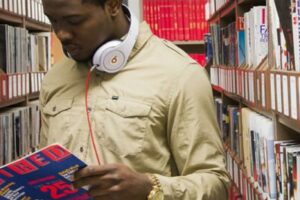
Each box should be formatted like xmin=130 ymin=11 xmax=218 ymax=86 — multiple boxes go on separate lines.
xmin=55 ymin=27 xmax=72 ymax=43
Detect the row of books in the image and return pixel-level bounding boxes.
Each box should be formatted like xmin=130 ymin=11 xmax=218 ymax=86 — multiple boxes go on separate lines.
xmin=143 ymin=0 xmax=208 ymax=41
xmin=0 ymin=102 xmax=41 ymax=165
xmin=269 ymin=0 xmax=300 ymax=71
xmin=210 ymin=22 xmax=237 ymax=66
xmin=0 ymin=0 xmax=50 ymax=25
xmin=226 ymin=147 xmax=272 ymax=200
xmin=209 ymin=6 xmax=267 ymax=68
xmin=228 ymin=184 xmax=242 ymax=200
xmin=210 ymin=63 xmax=300 ymax=121
xmin=241 ymin=108 xmax=275 ymax=199
xmin=244 ymin=7 xmax=268 ymax=69
xmin=205 ymin=0 xmax=231 ymax=20
xmin=0 ymin=24 xmax=51 ymax=73
xmin=237 ymin=136 xmax=300 ymax=200
xmin=214 ymin=98 xmax=241 ymax=159
xmin=0 ymin=72 xmax=45 ymax=103
xmin=223 ymin=106 xmax=300 ymax=200
xmin=204 ymin=33 xmax=213 ymax=64
xmin=214 ymin=97 xmax=229 ymax=140
xmin=209 ymin=1 xmax=300 ymax=72
xmin=223 ymin=107 xmax=276 ymax=199
xmin=269 ymin=71 xmax=300 ymax=120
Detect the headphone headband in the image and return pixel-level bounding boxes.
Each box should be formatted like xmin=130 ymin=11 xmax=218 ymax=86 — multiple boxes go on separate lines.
xmin=92 ymin=5 xmax=139 ymax=73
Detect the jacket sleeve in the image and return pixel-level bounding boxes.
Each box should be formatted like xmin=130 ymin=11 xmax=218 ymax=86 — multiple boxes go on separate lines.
xmin=39 ymin=86 xmax=49 ymax=148
xmin=157 ymin=65 xmax=230 ymax=200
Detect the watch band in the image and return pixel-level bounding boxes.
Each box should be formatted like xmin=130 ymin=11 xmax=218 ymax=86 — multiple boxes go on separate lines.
xmin=147 ymin=174 xmax=164 ymax=200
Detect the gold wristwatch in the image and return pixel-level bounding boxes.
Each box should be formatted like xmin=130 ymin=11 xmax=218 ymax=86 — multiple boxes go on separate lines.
xmin=147 ymin=174 xmax=164 ymax=200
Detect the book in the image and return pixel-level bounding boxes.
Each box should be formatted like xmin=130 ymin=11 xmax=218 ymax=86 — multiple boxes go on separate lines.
xmin=274 ymin=0 xmax=294 ymax=70
xmin=237 ymin=30 xmax=245 ymax=66
xmin=0 ymin=144 xmax=91 ymax=200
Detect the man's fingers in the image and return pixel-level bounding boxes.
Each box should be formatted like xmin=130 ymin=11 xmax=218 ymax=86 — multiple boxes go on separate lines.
xmin=73 ymin=173 xmax=121 ymax=189
xmin=88 ymin=184 xmax=122 ymax=197
xmin=74 ymin=164 xmax=118 ymax=180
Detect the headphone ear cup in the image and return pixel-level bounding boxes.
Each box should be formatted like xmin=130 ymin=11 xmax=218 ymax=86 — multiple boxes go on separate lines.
xmin=93 ymin=40 xmax=126 ymax=72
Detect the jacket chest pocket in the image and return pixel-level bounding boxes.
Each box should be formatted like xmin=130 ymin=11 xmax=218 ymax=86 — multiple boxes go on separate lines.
xmin=96 ymin=99 xmax=151 ymax=157
xmin=43 ymin=98 xmax=73 ymax=146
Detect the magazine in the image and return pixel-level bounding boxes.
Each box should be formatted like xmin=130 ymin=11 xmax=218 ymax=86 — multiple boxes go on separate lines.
xmin=0 ymin=144 xmax=92 ymax=200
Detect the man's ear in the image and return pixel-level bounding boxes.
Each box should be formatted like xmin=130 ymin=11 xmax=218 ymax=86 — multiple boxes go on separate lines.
xmin=104 ymin=0 xmax=122 ymax=17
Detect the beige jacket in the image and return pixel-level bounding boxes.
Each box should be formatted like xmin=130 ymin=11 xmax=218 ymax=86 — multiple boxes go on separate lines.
xmin=40 ymin=22 xmax=230 ymax=200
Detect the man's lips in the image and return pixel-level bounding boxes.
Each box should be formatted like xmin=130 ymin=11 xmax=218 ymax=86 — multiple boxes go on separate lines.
xmin=64 ymin=45 xmax=79 ymax=54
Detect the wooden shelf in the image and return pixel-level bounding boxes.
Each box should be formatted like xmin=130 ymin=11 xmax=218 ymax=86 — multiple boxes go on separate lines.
xmin=238 ymin=0 xmax=251 ymax=5
xmin=213 ymin=85 xmax=273 ymax=118
xmin=242 ymin=100 xmax=273 ymax=119
xmin=0 ymin=9 xmax=23 ymax=25
xmin=0 ymin=92 xmax=40 ymax=109
xmin=220 ymin=1 xmax=236 ymax=19
xmin=0 ymin=9 xmax=51 ymax=32
xmin=172 ymin=41 xmax=204 ymax=45
xmin=208 ymin=0 xmax=236 ymax=23
xmin=0 ymin=97 xmax=27 ymax=109
xmin=212 ymin=86 xmax=300 ymax=132
xmin=25 ymin=18 xmax=51 ymax=32
xmin=222 ymin=89 xmax=273 ymax=119
xmin=174 ymin=40 xmax=205 ymax=53
xmin=29 ymin=92 xmax=40 ymax=101
xmin=224 ymin=91 xmax=241 ymax=103
xmin=278 ymin=115 xmax=300 ymax=133
xmin=238 ymin=0 xmax=266 ymax=6
xmin=212 ymin=85 xmax=224 ymax=93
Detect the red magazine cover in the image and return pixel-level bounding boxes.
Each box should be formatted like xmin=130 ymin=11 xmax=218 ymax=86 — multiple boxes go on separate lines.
xmin=0 ymin=144 xmax=91 ymax=200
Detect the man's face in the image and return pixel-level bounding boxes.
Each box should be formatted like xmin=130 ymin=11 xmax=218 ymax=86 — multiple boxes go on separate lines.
xmin=43 ymin=0 xmax=114 ymax=61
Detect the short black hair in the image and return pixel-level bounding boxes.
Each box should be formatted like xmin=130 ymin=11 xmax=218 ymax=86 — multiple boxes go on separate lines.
xmin=81 ymin=0 xmax=107 ymax=6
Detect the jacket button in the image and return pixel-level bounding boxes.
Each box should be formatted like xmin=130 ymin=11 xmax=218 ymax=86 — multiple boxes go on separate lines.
xmin=52 ymin=106 xmax=56 ymax=112
xmin=80 ymin=147 xmax=84 ymax=153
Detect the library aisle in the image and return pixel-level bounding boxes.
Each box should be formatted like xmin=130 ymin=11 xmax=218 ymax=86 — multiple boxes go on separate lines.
xmin=206 ymin=0 xmax=300 ymax=199
xmin=0 ymin=0 xmax=51 ymax=165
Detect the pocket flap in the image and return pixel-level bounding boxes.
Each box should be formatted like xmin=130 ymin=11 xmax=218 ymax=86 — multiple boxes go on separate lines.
xmin=105 ymin=99 xmax=151 ymax=118
xmin=43 ymin=98 xmax=73 ymax=116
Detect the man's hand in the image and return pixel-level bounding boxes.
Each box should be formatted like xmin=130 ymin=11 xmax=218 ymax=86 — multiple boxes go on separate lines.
xmin=73 ymin=163 xmax=153 ymax=200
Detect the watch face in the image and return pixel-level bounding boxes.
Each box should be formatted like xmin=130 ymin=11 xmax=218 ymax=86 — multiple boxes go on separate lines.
xmin=153 ymin=190 xmax=164 ymax=200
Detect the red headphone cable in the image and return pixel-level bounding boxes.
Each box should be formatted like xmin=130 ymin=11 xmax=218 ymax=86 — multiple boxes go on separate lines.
xmin=85 ymin=65 xmax=102 ymax=165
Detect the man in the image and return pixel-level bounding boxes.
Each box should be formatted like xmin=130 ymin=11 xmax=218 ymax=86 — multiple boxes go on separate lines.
xmin=40 ymin=0 xmax=230 ymax=199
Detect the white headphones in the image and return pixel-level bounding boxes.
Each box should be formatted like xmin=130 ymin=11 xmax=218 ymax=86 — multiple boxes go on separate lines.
xmin=64 ymin=5 xmax=139 ymax=73
xmin=92 ymin=5 xmax=139 ymax=73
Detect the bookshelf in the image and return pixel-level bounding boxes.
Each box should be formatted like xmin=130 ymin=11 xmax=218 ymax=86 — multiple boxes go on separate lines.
xmin=0 ymin=10 xmax=50 ymax=31
xmin=0 ymin=0 xmax=51 ymax=166
xmin=140 ymin=0 xmax=207 ymax=58
xmin=172 ymin=40 xmax=205 ymax=54
xmin=207 ymin=0 xmax=300 ymax=199
xmin=0 ymin=96 xmax=27 ymax=109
